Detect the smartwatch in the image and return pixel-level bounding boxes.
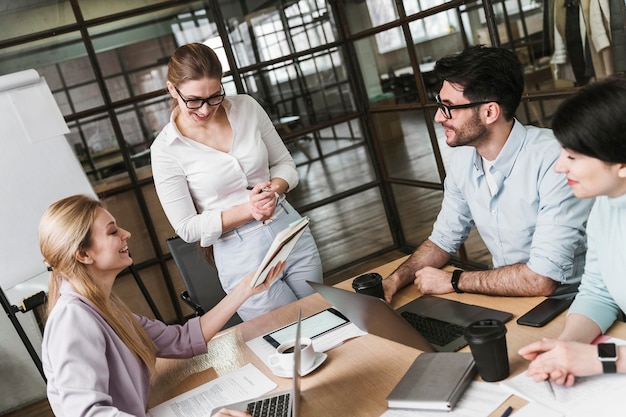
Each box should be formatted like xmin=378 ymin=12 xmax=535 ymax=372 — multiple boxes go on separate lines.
xmin=598 ymin=343 xmax=618 ymax=373
xmin=451 ymin=269 xmax=464 ymax=294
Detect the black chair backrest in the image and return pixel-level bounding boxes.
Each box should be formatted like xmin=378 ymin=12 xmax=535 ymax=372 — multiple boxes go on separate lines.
xmin=166 ymin=236 xmax=242 ymax=329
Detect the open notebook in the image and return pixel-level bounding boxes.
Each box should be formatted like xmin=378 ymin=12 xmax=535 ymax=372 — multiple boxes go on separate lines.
xmin=250 ymin=217 xmax=309 ymax=288
xmin=211 ymin=309 xmax=303 ymax=417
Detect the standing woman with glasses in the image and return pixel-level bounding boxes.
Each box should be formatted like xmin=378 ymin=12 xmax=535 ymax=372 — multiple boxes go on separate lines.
xmin=151 ymin=43 xmax=322 ymax=321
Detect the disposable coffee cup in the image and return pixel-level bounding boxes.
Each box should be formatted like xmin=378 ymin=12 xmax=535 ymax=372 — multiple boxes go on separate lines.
xmin=352 ymin=272 xmax=384 ymax=298
xmin=463 ymin=319 xmax=509 ymax=382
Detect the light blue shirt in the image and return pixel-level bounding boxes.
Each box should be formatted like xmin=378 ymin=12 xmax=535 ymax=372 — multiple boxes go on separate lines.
xmin=568 ymin=194 xmax=626 ymax=332
xmin=429 ymin=120 xmax=593 ymax=284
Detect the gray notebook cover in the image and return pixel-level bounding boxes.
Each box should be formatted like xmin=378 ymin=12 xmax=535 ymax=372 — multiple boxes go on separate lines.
xmin=386 ymin=352 xmax=476 ymax=411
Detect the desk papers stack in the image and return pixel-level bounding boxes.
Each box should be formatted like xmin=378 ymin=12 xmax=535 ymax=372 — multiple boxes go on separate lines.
xmin=500 ymin=370 xmax=626 ymax=416
xmin=500 ymin=336 xmax=626 ymax=416
xmin=148 ymin=364 xmax=275 ymax=417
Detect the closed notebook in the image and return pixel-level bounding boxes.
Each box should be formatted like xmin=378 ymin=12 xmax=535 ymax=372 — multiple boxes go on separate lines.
xmin=386 ymin=352 xmax=476 ymax=411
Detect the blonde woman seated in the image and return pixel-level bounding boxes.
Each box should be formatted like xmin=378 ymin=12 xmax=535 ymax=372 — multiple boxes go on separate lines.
xmin=40 ymin=194 xmax=283 ymax=416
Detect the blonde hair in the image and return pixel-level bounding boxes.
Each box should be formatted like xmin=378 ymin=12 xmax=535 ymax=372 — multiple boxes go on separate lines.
xmin=40 ymin=194 xmax=157 ymax=374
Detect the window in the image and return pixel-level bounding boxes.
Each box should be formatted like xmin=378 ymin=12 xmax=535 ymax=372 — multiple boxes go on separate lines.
xmin=366 ymin=0 xmax=459 ymax=53
xmin=229 ymin=0 xmax=337 ymax=85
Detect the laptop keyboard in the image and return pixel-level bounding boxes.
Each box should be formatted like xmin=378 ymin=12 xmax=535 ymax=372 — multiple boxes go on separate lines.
xmin=247 ymin=393 xmax=291 ymax=417
xmin=400 ymin=311 xmax=465 ymax=347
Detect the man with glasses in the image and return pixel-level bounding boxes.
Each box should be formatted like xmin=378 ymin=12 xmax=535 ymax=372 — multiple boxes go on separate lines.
xmin=383 ymin=45 xmax=593 ymax=302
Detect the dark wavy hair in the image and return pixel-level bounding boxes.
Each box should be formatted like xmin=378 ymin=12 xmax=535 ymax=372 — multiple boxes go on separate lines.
xmin=433 ymin=45 xmax=524 ymax=120
xmin=552 ymin=76 xmax=626 ymax=164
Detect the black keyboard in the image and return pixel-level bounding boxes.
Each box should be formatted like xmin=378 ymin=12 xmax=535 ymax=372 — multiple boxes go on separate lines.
xmin=247 ymin=393 xmax=291 ymax=417
xmin=400 ymin=311 xmax=465 ymax=347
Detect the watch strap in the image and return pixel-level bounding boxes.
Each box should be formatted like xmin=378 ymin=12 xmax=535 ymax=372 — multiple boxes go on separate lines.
xmin=451 ymin=269 xmax=464 ymax=294
xmin=602 ymin=360 xmax=617 ymax=373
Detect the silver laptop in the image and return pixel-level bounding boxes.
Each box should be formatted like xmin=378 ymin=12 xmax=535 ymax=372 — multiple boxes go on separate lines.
xmin=210 ymin=309 xmax=302 ymax=417
xmin=308 ymin=281 xmax=512 ymax=352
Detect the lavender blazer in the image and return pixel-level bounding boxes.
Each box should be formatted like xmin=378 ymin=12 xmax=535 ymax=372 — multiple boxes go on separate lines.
xmin=42 ymin=282 xmax=207 ymax=416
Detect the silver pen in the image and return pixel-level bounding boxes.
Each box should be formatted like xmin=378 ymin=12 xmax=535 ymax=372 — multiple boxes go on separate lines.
xmin=545 ymin=379 xmax=556 ymax=400
xmin=246 ymin=186 xmax=272 ymax=193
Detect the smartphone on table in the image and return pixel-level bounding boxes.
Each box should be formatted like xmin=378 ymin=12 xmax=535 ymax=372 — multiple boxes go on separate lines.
xmin=263 ymin=308 xmax=349 ymax=348
xmin=516 ymin=297 xmax=574 ymax=327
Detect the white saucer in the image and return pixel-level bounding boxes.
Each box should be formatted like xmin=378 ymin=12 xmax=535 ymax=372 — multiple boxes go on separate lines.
xmin=269 ymin=352 xmax=327 ymax=378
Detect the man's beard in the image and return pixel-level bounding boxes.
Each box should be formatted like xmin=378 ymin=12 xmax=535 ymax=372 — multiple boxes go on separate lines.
xmin=445 ymin=111 xmax=488 ymax=148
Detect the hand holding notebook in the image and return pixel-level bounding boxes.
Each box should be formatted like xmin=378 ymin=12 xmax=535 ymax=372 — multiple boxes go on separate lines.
xmin=249 ymin=217 xmax=310 ymax=288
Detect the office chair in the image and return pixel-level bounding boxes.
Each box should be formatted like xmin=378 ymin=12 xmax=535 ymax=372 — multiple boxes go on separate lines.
xmin=166 ymin=236 xmax=242 ymax=329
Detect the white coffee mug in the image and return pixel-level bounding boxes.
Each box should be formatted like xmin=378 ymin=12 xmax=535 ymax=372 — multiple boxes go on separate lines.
xmin=268 ymin=337 xmax=316 ymax=373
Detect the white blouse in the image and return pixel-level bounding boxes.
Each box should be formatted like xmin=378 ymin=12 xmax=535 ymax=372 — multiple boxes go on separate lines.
xmin=151 ymin=95 xmax=298 ymax=246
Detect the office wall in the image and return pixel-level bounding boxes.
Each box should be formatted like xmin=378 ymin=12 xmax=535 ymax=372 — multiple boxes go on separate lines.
xmin=0 ymin=69 xmax=96 ymax=413
xmin=0 ymin=312 xmax=46 ymax=413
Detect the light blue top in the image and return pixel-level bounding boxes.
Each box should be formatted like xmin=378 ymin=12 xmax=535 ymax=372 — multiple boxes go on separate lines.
xmin=568 ymin=194 xmax=626 ymax=332
xmin=429 ymin=120 xmax=593 ymax=284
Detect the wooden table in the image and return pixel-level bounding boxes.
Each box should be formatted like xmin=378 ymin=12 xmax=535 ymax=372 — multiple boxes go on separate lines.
xmin=149 ymin=256 xmax=626 ymax=416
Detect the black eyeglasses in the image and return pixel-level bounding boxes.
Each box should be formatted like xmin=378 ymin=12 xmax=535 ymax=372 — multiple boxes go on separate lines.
xmin=435 ymin=94 xmax=495 ymax=119
xmin=174 ymin=84 xmax=225 ymax=109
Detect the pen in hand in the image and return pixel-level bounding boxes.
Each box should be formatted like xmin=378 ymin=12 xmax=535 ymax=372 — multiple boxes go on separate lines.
xmin=246 ymin=186 xmax=272 ymax=193
xmin=499 ymin=406 xmax=513 ymax=417
xmin=544 ymin=378 xmax=555 ymax=399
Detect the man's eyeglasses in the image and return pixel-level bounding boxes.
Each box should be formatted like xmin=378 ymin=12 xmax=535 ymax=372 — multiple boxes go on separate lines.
xmin=435 ymin=94 xmax=495 ymax=119
xmin=174 ymin=84 xmax=225 ymax=109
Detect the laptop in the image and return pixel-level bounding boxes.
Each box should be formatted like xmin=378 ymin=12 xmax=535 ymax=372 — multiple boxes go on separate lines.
xmin=210 ymin=309 xmax=302 ymax=417
xmin=308 ymin=281 xmax=512 ymax=352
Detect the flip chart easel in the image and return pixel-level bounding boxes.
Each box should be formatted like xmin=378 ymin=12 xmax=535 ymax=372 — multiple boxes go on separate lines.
xmin=0 ymin=69 xmax=96 ymax=382
xmin=0 ymin=70 xmax=164 ymax=388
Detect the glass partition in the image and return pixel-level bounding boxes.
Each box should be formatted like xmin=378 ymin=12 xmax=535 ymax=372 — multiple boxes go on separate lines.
xmin=345 ymin=0 xmax=400 ymax=34
xmin=303 ymin=188 xmax=394 ymax=272
xmin=227 ymin=0 xmax=338 ymax=68
xmin=0 ymin=1 xmax=74 ymax=41
xmin=289 ymin=118 xmax=374 ymax=207
xmin=373 ymin=110 xmax=442 ymax=183
xmin=2 ymin=0 xmax=619 ymax=323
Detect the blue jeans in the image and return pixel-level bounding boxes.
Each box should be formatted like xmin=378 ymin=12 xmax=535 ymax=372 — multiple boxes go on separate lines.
xmin=213 ymin=200 xmax=323 ymax=320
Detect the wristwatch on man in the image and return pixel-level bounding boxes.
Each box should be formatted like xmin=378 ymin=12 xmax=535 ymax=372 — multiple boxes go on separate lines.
xmin=451 ymin=269 xmax=464 ymax=294
xmin=598 ymin=343 xmax=618 ymax=373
